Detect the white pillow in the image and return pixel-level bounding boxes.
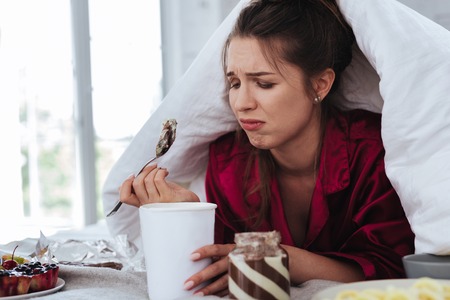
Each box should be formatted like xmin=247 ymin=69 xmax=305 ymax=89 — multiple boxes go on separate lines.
xmin=103 ymin=0 xmax=450 ymax=254
xmin=337 ymin=0 xmax=450 ymax=255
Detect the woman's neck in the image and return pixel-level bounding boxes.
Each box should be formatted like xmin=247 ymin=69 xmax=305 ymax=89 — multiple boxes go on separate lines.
xmin=271 ymin=113 xmax=323 ymax=178
xmin=273 ymin=144 xmax=320 ymax=178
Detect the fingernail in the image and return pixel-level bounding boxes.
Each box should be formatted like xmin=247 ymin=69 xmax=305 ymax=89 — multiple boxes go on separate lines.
xmin=190 ymin=252 xmax=201 ymax=260
xmin=183 ymin=280 xmax=194 ymax=290
xmin=127 ymin=173 xmax=135 ymax=179
xmin=193 ymin=292 xmax=204 ymax=297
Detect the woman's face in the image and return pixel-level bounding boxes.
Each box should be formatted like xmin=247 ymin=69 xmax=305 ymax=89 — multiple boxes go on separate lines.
xmin=226 ymin=37 xmax=321 ymax=151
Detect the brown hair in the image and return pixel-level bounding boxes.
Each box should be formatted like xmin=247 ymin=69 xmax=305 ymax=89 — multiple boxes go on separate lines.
xmin=222 ymin=0 xmax=355 ymax=229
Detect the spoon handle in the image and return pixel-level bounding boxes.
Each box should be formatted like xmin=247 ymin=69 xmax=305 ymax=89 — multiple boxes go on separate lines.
xmin=106 ymin=156 xmax=158 ymax=217
xmin=106 ymin=200 xmax=124 ymax=217
xmin=136 ymin=156 xmax=158 ymax=176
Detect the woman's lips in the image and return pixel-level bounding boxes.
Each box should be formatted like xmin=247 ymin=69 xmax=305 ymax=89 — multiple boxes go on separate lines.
xmin=240 ymin=119 xmax=264 ymax=131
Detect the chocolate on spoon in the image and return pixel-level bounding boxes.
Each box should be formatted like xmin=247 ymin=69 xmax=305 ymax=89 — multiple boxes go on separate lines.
xmin=106 ymin=119 xmax=177 ymax=217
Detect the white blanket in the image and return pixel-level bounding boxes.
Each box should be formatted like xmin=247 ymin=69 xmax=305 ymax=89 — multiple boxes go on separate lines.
xmin=103 ymin=0 xmax=450 ymax=254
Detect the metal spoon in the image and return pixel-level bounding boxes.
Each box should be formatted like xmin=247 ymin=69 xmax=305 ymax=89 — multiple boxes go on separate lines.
xmin=106 ymin=119 xmax=177 ymax=217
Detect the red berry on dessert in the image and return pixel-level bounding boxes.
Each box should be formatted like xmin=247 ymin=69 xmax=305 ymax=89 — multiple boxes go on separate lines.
xmin=1 ymin=259 xmax=18 ymax=270
xmin=1 ymin=245 xmax=20 ymax=270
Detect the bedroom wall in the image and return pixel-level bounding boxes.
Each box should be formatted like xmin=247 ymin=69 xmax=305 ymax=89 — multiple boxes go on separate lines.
xmin=399 ymin=0 xmax=450 ymax=30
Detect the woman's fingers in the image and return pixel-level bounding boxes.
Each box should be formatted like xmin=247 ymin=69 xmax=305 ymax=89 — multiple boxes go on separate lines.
xmin=119 ymin=193 xmax=142 ymax=207
xmin=150 ymin=167 xmax=170 ymax=201
xmin=184 ymin=244 xmax=236 ymax=296
xmin=194 ymin=257 xmax=228 ymax=296
xmin=133 ymin=164 xmax=159 ymax=201
xmin=194 ymin=244 xmax=236 ymax=259
xmin=120 ymin=163 xmax=198 ymax=205
xmin=194 ymin=273 xmax=229 ymax=297
xmin=119 ymin=174 xmax=141 ymax=207
xmin=152 ymin=168 xmax=200 ymax=203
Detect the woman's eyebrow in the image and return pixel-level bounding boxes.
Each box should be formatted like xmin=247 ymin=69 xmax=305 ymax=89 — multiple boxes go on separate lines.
xmin=226 ymin=71 xmax=275 ymax=77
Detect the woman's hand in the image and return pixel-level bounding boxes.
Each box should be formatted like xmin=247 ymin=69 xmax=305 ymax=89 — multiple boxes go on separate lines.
xmin=119 ymin=164 xmax=200 ymax=207
xmin=184 ymin=244 xmax=236 ymax=297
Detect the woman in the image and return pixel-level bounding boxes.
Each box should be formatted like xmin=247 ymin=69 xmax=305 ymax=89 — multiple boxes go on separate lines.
xmin=119 ymin=0 xmax=415 ymax=296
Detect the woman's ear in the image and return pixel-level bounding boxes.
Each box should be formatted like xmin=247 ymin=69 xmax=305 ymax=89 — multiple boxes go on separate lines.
xmin=313 ymin=68 xmax=335 ymax=99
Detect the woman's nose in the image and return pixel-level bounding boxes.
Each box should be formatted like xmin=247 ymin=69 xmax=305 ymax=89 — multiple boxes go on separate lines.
xmin=233 ymin=85 xmax=257 ymax=112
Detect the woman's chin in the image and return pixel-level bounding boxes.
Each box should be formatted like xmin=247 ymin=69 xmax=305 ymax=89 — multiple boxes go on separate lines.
xmin=248 ymin=135 xmax=271 ymax=150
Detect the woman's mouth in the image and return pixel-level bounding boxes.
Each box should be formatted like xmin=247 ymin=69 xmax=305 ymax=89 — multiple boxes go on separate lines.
xmin=240 ymin=119 xmax=264 ymax=131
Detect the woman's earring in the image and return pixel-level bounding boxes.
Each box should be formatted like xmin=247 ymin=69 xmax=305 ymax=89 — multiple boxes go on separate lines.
xmin=314 ymin=96 xmax=321 ymax=104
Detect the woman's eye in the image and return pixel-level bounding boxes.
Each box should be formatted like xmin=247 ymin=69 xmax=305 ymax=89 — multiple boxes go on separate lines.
xmin=257 ymin=82 xmax=274 ymax=89
xmin=229 ymin=82 xmax=240 ymax=89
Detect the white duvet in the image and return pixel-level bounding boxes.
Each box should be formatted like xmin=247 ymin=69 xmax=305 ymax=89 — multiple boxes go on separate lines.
xmin=102 ymin=0 xmax=450 ymax=254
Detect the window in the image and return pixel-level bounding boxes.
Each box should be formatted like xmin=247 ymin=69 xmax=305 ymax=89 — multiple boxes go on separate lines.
xmin=89 ymin=0 xmax=163 ymax=220
xmin=0 ymin=0 xmax=162 ymax=244
xmin=0 ymin=0 xmax=76 ymax=243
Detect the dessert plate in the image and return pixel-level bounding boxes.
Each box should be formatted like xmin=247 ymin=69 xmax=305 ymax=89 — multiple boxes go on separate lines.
xmin=1 ymin=278 xmax=65 ymax=299
xmin=312 ymin=278 xmax=450 ymax=300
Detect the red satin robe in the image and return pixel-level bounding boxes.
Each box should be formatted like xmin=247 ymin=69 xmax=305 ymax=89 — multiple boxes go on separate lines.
xmin=205 ymin=108 xmax=415 ymax=280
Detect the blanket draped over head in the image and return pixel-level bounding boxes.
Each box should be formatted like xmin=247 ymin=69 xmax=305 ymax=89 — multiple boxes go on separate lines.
xmin=102 ymin=0 xmax=450 ymax=255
